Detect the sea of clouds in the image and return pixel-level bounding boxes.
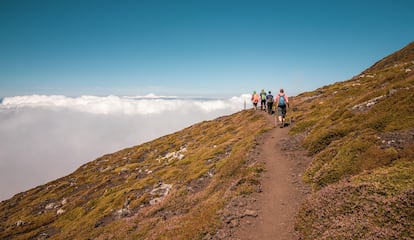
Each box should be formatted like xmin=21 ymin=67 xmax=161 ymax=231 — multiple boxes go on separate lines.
xmin=0 ymin=94 xmax=251 ymax=201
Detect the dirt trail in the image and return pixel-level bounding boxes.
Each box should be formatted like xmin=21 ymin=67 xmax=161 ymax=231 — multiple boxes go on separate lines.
xmin=233 ymin=111 xmax=311 ymax=240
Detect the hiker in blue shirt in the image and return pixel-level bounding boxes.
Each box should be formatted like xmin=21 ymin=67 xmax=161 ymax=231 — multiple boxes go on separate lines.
xmin=276 ymin=89 xmax=289 ymax=128
xmin=266 ymin=91 xmax=274 ymax=114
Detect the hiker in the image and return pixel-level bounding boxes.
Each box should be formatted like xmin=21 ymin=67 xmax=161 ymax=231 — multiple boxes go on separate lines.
xmin=266 ymin=90 xmax=274 ymax=114
xmin=260 ymin=89 xmax=267 ymax=111
xmin=275 ymin=88 xmax=289 ymax=128
xmin=251 ymin=91 xmax=259 ymax=110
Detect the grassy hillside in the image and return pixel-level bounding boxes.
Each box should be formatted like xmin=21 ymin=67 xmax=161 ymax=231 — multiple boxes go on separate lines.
xmin=2 ymin=42 xmax=413 ymax=240
xmin=0 ymin=110 xmax=271 ymax=239
xmin=292 ymin=41 xmax=414 ymax=239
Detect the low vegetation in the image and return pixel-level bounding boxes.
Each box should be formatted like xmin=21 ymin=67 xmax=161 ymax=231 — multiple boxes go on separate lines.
xmin=0 ymin=110 xmax=271 ymax=239
xmin=292 ymin=41 xmax=414 ymax=239
xmin=2 ymin=41 xmax=413 ymax=239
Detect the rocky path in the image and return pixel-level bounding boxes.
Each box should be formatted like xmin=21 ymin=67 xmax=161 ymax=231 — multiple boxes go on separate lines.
xmin=232 ymin=111 xmax=311 ymax=240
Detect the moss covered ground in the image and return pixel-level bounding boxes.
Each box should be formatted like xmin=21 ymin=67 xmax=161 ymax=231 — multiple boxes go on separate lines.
xmin=0 ymin=110 xmax=271 ymax=239
xmin=292 ymin=41 xmax=414 ymax=239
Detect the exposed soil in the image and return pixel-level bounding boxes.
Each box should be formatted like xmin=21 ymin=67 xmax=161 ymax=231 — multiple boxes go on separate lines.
xmin=217 ymin=111 xmax=312 ymax=240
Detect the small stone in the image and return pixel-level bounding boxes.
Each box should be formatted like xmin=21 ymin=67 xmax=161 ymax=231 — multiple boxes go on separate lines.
xmin=115 ymin=208 xmax=132 ymax=218
xmin=16 ymin=220 xmax=25 ymax=227
xmin=230 ymin=219 xmax=239 ymax=228
xmin=45 ymin=203 xmax=56 ymax=210
xmin=57 ymin=208 xmax=65 ymax=215
xmin=243 ymin=209 xmax=258 ymax=217
xmin=216 ymin=229 xmax=227 ymax=239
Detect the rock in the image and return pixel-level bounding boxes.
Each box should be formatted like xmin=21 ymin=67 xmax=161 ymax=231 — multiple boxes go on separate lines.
xmin=45 ymin=203 xmax=57 ymax=210
xmin=149 ymin=197 xmax=162 ymax=205
xmin=177 ymin=153 xmax=185 ymax=160
xmin=351 ymin=95 xmax=385 ymax=112
xmin=16 ymin=220 xmax=25 ymax=227
xmin=114 ymin=208 xmax=132 ymax=218
xmin=216 ymin=229 xmax=227 ymax=239
xmin=158 ymin=147 xmax=187 ymax=163
xmin=100 ymin=166 xmax=111 ymax=172
xmin=388 ymin=89 xmax=398 ymax=95
xmin=149 ymin=183 xmax=173 ymax=205
xmin=229 ymin=219 xmax=239 ymax=228
xmin=123 ymin=197 xmax=131 ymax=208
xmin=243 ymin=209 xmax=258 ymax=217
xmin=57 ymin=209 xmax=65 ymax=215
xmin=37 ymin=232 xmax=49 ymax=240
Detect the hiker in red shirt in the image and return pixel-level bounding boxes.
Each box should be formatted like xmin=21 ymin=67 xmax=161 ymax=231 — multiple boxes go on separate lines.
xmin=275 ymin=88 xmax=289 ymax=128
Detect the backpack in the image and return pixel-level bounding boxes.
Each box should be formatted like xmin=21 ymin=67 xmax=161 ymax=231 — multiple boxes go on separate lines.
xmin=267 ymin=94 xmax=274 ymax=102
xmin=261 ymin=93 xmax=266 ymax=101
xmin=278 ymin=94 xmax=286 ymax=106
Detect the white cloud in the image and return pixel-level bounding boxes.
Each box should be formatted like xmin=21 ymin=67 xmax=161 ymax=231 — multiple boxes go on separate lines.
xmin=0 ymin=94 xmax=251 ymax=201
xmin=1 ymin=94 xmax=251 ymax=115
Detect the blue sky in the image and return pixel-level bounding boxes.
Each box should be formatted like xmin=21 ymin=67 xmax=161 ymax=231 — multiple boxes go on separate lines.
xmin=1 ymin=0 xmax=414 ymax=97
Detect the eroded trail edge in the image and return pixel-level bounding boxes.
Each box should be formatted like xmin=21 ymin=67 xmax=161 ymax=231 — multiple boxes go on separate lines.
xmin=233 ymin=112 xmax=311 ymax=240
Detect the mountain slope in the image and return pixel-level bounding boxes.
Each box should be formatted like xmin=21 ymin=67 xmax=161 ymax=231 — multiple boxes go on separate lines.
xmin=2 ymin=41 xmax=414 ymax=240
xmin=291 ymin=41 xmax=414 ymax=239
xmin=0 ymin=110 xmax=271 ymax=239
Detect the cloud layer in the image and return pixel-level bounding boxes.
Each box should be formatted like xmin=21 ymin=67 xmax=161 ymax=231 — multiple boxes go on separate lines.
xmin=1 ymin=94 xmax=251 ymax=115
xmin=0 ymin=94 xmax=251 ymax=200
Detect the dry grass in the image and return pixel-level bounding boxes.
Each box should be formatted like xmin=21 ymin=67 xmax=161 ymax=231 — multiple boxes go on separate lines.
xmin=0 ymin=110 xmax=271 ymax=239
xmin=292 ymin=41 xmax=414 ymax=239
